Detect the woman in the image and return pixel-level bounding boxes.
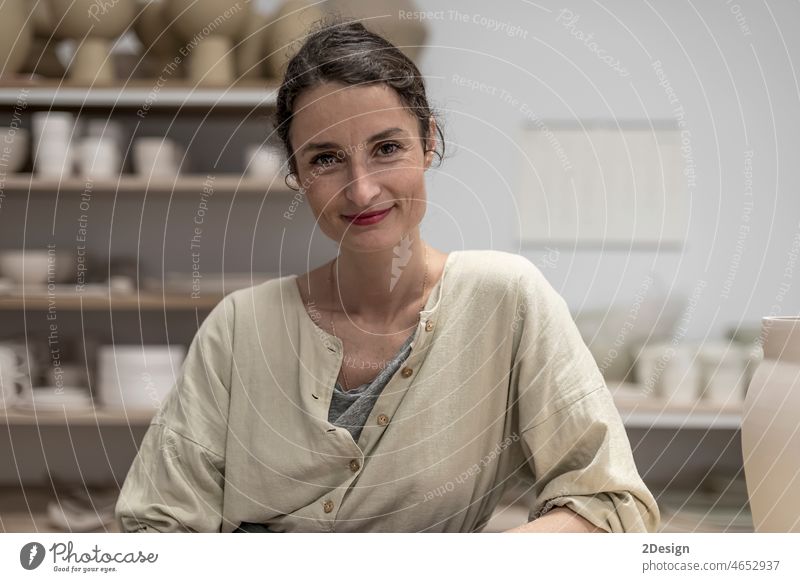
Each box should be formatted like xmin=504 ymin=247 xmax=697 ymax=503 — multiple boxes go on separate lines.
xmin=115 ymin=19 xmax=659 ymax=533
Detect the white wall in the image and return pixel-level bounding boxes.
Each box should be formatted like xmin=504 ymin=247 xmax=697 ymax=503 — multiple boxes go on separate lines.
xmin=408 ymin=0 xmax=800 ymax=340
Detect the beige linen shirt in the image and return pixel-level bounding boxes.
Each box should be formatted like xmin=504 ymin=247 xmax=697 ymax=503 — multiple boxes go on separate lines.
xmin=115 ymin=250 xmax=660 ymax=533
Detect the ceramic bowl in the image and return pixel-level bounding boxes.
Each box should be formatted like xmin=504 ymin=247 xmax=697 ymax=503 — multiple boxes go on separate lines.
xmin=0 ymin=250 xmax=76 ymax=285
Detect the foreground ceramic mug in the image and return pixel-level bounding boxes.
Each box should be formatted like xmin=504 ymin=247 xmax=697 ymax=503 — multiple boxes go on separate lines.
xmin=741 ymin=316 xmax=800 ymax=532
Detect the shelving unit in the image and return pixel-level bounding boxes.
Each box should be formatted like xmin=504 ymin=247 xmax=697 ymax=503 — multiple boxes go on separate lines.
xmin=0 ymin=385 xmax=740 ymax=428
xmin=0 ymin=174 xmax=291 ymax=195
xmin=0 ymin=407 xmax=154 ymax=427
xmin=609 ymin=383 xmax=742 ymax=430
xmin=0 ymin=80 xmax=279 ymax=109
xmin=0 ymin=291 xmax=222 ymax=311
xmin=615 ymin=398 xmax=742 ymax=430
xmin=0 ymin=81 xmax=289 ymax=534
xmin=0 ymin=82 xmax=290 ymax=310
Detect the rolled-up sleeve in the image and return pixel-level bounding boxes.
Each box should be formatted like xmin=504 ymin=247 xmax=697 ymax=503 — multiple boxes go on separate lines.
xmin=115 ymin=294 xmax=235 ymax=532
xmin=511 ymin=259 xmax=660 ymax=533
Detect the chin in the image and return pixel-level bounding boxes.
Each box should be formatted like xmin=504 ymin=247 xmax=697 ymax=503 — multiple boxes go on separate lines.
xmin=338 ymin=228 xmax=407 ymax=253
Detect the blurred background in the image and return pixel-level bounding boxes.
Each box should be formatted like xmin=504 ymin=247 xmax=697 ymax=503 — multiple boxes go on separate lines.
xmin=1 ymin=0 xmax=798 ymax=533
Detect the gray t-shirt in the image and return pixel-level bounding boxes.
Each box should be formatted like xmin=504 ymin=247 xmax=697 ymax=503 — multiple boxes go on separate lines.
xmin=328 ymin=331 xmax=416 ymax=442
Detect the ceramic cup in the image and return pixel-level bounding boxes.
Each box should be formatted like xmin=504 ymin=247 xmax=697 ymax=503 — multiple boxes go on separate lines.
xmin=245 ymin=144 xmax=283 ymax=180
xmin=77 ymin=136 xmax=121 ymax=179
xmin=45 ymin=362 xmax=89 ymax=389
xmin=698 ymin=342 xmax=747 ymax=404
xmin=133 ymin=138 xmax=183 ymax=178
xmin=0 ymin=346 xmax=26 ymax=408
xmin=0 ymin=127 xmax=30 ymax=173
xmin=636 ymin=342 xmax=701 ymax=403
xmin=32 ymin=111 xmax=74 ymax=138
xmin=32 ymin=111 xmax=75 ymax=178
xmin=660 ymin=344 xmax=701 ymax=404
xmin=86 ymin=119 xmax=124 ymax=145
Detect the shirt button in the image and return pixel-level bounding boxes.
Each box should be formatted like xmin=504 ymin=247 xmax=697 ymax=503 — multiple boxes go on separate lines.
xmin=323 ymin=499 xmax=334 ymax=513
xmin=425 ymin=320 xmax=434 ymax=332
xmin=349 ymin=459 xmax=360 ymax=472
xmin=377 ymin=413 xmax=389 ymax=426
xmin=401 ymin=367 xmax=413 ymax=378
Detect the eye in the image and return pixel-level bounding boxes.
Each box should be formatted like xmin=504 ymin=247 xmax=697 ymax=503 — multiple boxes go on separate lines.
xmin=377 ymin=142 xmax=403 ymax=156
xmin=310 ymin=153 xmax=339 ymax=168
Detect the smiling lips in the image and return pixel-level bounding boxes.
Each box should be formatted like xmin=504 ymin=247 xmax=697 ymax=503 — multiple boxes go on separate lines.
xmin=342 ymin=205 xmax=394 ymax=225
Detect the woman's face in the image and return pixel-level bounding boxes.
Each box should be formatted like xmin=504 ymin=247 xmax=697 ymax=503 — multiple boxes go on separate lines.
xmin=289 ymin=82 xmax=435 ymax=252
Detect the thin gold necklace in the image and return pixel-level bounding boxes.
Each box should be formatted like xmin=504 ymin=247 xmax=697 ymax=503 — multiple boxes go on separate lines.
xmin=329 ymin=243 xmax=429 ymax=391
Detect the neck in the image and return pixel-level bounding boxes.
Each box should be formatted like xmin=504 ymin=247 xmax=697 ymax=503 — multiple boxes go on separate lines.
xmin=332 ymin=230 xmax=428 ymax=326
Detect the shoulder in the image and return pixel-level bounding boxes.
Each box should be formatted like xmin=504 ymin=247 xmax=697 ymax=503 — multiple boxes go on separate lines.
xmin=452 ymin=250 xmax=568 ymax=322
xmin=452 ymin=249 xmax=546 ymax=290
xmin=205 ymin=276 xmax=298 ymax=329
xmin=226 ymin=275 xmax=296 ymax=306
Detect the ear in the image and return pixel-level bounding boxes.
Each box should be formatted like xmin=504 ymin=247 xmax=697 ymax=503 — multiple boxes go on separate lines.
xmin=423 ymin=116 xmax=437 ymax=170
xmin=285 ymin=172 xmax=301 ymax=191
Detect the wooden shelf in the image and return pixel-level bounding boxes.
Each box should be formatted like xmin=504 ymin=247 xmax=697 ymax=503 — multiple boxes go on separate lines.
xmin=0 ymin=79 xmax=279 ymax=109
xmin=0 ymin=290 xmax=223 ymax=311
xmin=0 ymin=174 xmax=292 ymax=195
xmin=610 ymin=382 xmax=742 ymax=430
xmin=1 ymin=406 xmax=154 ymax=426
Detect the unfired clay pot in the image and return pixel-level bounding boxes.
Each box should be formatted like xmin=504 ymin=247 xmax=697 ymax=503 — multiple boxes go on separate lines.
xmin=0 ymin=1 xmax=33 ymax=77
xmin=48 ymin=0 xmax=137 ymax=83
xmin=21 ymin=1 xmax=67 ymax=78
xmin=741 ymin=316 xmax=800 ymax=532
xmin=263 ymin=0 xmax=326 ymax=79
xmin=263 ymin=0 xmax=429 ymax=79
xmin=330 ymin=0 xmax=428 ymax=64
xmin=134 ymin=0 xmax=185 ymax=78
xmin=235 ymin=10 xmax=273 ymax=80
xmin=165 ymin=0 xmax=251 ymax=85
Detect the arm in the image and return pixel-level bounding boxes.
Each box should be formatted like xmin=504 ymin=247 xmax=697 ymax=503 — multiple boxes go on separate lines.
xmin=504 ymin=507 xmax=606 ymax=533
xmin=509 ymin=259 xmax=660 ymax=533
xmin=115 ymin=294 xmax=236 ymax=532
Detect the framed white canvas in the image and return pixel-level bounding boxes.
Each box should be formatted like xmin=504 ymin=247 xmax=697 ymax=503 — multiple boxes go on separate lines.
xmin=515 ymin=121 xmax=688 ymax=248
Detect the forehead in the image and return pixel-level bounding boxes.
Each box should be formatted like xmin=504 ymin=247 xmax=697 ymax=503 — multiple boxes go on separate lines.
xmin=290 ymin=82 xmax=418 ymax=149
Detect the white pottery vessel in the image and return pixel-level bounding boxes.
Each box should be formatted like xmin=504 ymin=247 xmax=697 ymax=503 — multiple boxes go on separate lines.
xmin=741 ymin=316 xmax=800 ymax=532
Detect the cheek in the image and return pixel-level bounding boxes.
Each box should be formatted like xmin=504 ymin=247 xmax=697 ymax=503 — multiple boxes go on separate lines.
xmin=302 ymin=172 xmax=342 ymax=207
xmin=395 ymin=169 xmax=427 ymax=209
xmin=304 ymin=189 xmax=336 ymax=220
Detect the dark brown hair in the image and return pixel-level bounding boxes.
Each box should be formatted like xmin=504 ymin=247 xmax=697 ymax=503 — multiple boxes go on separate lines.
xmin=273 ymin=17 xmax=445 ymax=181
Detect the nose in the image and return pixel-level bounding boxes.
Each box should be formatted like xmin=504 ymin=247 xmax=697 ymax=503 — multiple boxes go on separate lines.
xmin=344 ymin=158 xmax=381 ymax=209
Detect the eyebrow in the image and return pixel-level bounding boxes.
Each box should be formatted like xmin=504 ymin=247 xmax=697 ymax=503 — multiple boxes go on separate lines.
xmin=299 ymin=127 xmax=408 ymax=158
